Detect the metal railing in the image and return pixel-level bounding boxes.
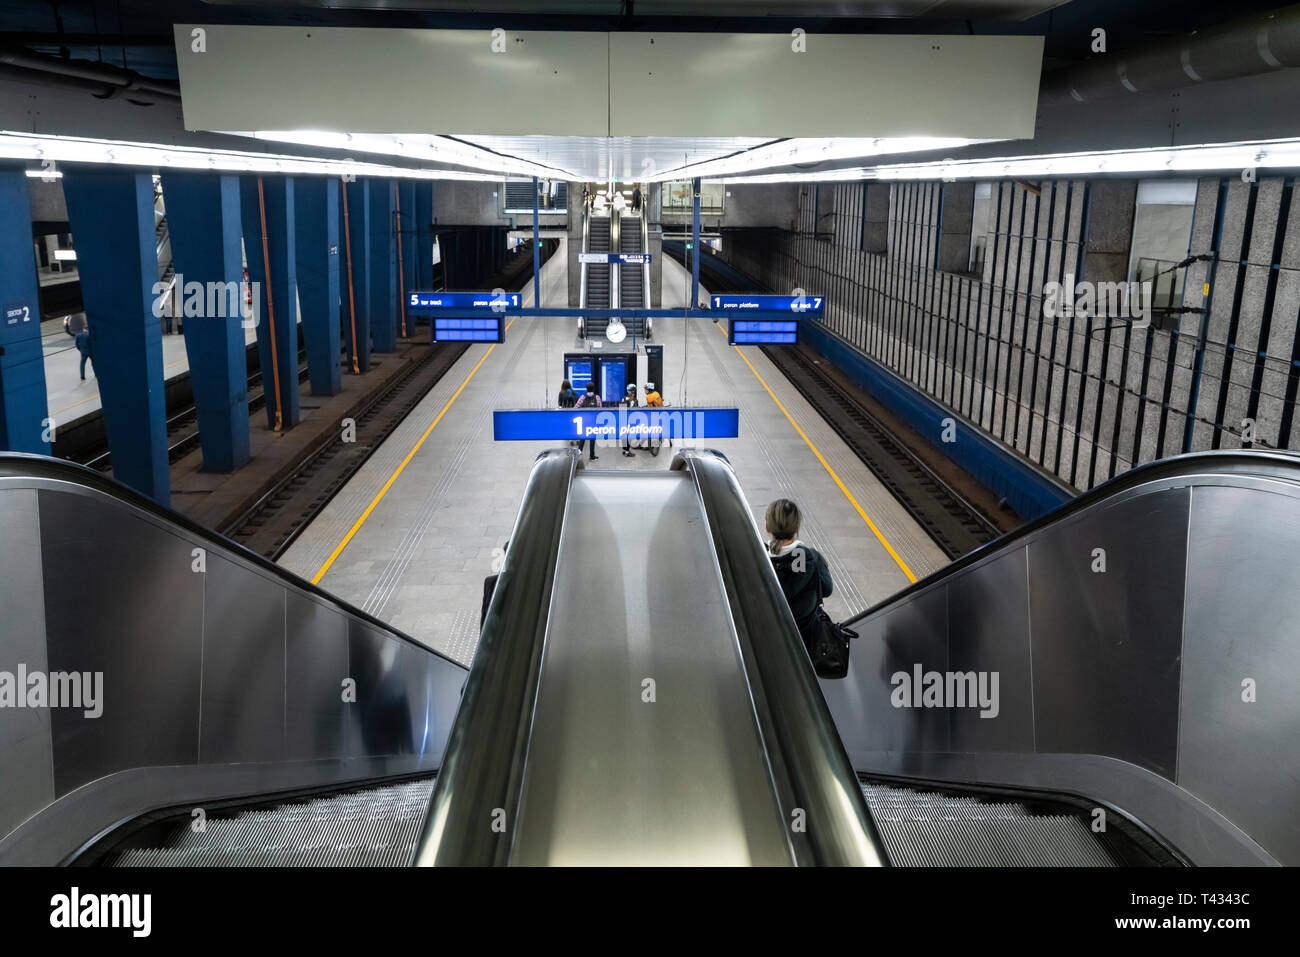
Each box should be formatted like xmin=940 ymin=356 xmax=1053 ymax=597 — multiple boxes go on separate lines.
xmin=412 ymin=448 xmax=579 ymax=865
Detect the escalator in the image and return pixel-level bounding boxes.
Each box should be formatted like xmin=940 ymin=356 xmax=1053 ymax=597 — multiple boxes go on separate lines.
xmin=2 ymin=448 xmax=1298 ymax=865
xmin=581 ymin=212 xmax=611 ymax=326
xmin=0 ymin=453 xmax=466 ymax=867
xmin=618 ymin=212 xmax=644 ymax=309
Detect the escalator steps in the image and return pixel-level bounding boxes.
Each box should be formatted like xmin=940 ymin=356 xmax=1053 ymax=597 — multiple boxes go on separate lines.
xmin=110 ymin=778 xmax=435 ymax=867
xmin=860 ymin=783 xmax=1122 ymax=867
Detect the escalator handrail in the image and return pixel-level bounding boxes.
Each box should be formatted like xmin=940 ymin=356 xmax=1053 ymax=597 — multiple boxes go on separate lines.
xmin=412 ymin=447 xmax=579 ymax=865
xmin=0 ymin=451 xmax=458 ymax=665
xmin=579 ymin=204 xmax=589 ymax=309
xmin=842 ymin=448 xmax=1300 ymax=627
xmin=673 ymin=448 xmax=888 ymax=866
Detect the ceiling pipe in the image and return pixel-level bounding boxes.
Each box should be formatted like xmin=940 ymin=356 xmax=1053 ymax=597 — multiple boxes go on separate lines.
xmin=1040 ymin=4 xmax=1300 ymax=105
xmin=0 ymin=48 xmax=181 ymax=103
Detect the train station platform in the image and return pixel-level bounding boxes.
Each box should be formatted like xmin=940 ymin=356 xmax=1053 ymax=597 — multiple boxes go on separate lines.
xmin=278 ymin=247 xmax=949 ymax=666
xmin=42 ymin=322 xmax=259 ymax=427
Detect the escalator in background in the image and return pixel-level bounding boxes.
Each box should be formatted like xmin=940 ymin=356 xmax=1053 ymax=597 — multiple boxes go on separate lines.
xmin=614 ymin=210 xmax=651 ymax=341
xmin=581 ymin=212 xmax=611 ymax=333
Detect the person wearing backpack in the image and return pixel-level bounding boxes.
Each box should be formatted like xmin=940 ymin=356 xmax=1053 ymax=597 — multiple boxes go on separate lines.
xmin=558 ymin=379 xmax=581 ymax=451
xmin=765 ymin=498 xmax=857 ymax=677
xmin=573 ymin=381 xmax=603 ymax=461
xmin=619 ymin=382 xmax=640 ymax=456
xmin=766 ymin=498 xmax=832 ymax=645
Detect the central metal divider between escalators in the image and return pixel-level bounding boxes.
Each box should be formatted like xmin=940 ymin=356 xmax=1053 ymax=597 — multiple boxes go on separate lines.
xmin=413 ymin=447 xmax=887 ymax=866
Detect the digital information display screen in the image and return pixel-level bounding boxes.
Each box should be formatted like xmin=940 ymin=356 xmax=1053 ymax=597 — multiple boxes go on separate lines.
xmin=493 ymin=408 xmax=740 ymax=442
xmin=565 ymin=359 xmax=594 ymax=392
xmin=432 ymin=316 xmax=504 ymax=342
xmin=601 ymin=357 xmax=627 ymax=401
xmin=728 ymin=319 xmax=799 ymax=345
xmin=711 ymin=294 xmax=824 ymax=318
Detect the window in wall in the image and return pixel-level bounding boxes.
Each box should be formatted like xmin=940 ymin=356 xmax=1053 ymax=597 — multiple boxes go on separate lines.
xmin=1128 ymin=179 xmax=1197 ymax=303
xmin=662 ymin=181 xmax=724 ymax=213
xmin=502 ymin=180 xmax=567 ymax=213
xmin=968 ymin=181 xmax=993 ymax=276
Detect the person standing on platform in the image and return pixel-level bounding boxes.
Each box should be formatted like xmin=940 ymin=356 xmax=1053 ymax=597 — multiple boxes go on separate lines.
xmin=620 ymin=383 xmax=639 ymax=456
xmin=765 ymin=499 xmax=833 ymax=656
xmin=557 ymin=379 xmax=578 ymax=408
xmin=558 ymin=378 xmax=580 ymax=451
xmin=75 ymin=327 xmax=94 ymax=380
xmin=573 ymin=381 xmax=603 ymax=461
xmin=632 ymin=186 xmax=642 ymax=212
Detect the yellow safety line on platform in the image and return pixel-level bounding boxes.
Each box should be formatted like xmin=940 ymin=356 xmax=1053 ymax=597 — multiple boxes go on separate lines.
xmin=729 ymin=339 xmax=918 ymax=584
xmin=311 ymin=322 xmax=514 ymax=584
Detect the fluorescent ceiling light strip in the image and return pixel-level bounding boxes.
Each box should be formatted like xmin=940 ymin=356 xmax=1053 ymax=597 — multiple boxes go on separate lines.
xmin=718 ymin=137 xmax=1300 ymax=184
xmin=0 ymin=131 xmax=504 ymax=181
xmin=653 ymin=136 xmax=990 ymax=182
xmin=232 ymin=130 xmax=569 ymax=180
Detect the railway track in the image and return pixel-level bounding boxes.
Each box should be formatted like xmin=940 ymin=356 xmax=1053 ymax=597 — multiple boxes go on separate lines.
xmin=664 ymin=243 xmax=1004 ymax=559
xmin=75 ymin=347 xmax=310 ymax=472
xmin=761 ymin=345 xmax=1002 ymax=559
xmin=221 ymin=240 xmax=559 ymax=559
xmin=220 ymin=341 xmax=468 ymax=559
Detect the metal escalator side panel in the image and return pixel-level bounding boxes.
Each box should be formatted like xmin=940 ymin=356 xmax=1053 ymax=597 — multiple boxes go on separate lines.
xmin=507 ymin=470 xmax=794 ymax=866
xmin=0 ymin=452 xmax=467 ymax=866
xmin=826 ymin=451 xmax=1300 ymax=867
xmin=412 ymin=448 xmax=579 ymax=866
xmin=672 ymin=448 xmax=887 ymax=866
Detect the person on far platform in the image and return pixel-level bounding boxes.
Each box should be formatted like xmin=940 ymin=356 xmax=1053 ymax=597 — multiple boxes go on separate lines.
xmin=75 ymin=327 xmax=94 ymax=381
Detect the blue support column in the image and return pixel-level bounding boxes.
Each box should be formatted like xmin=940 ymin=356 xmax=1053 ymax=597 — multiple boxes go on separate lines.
xmin=294 ymin=177 xmax=342 ymax=397
xmin=341 ymin=178 xmax=371 ymax=374
xmin=691 ymin=177 xmax=701 ymax=309
xmin=398 ymin=180 xmax=418 ymax=325
xmin=368 ymin=178 xmax=398 ymax=352
xmin=159 ymin=172 xmax=251 ymax=472
xmin=239 ymin=175 xmax=300 ymax=430
xmin=0 ymin=167 xmax=50 ymax=454
xmin=416 ymin=182 xmax=434 ymax=288
xmin=62 ymin=169 xmax=168 ymax=504
xmin=532 ymin=177 xmax=540 ymax=298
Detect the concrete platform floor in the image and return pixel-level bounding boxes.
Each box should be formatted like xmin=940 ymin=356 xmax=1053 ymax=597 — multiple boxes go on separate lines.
xmin=279 ymin=244 xmax=949 ymax=666
xmin=43 ymin=323 xmax=259 ymax=428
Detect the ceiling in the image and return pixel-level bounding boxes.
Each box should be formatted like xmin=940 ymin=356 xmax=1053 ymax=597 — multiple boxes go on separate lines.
xmin=1 ymin=0 xmax=1295 ymax=181
xmin=460 ymin=135 xmax=771 ymax=183
xmin=197 ymin=0 xmax=1067 ymax=17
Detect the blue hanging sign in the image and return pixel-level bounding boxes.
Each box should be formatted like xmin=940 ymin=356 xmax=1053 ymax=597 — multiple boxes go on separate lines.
xmin=711 ymin=294 xmax=824 ymax=317
xmin=493 ymin=407 xmax=740 ymax=441
xmin=408 ymin=291 xmax=521 ymax=312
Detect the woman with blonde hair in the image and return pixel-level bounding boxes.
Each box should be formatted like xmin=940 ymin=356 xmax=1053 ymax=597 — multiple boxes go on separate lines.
xmin=765 ymin=498 xmax=833 ymax=651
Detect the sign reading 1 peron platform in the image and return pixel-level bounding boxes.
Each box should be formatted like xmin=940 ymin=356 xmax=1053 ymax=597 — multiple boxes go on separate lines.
xmin=493 ymin=408 xmax=740 ymax=441
xmin=578 ymin=253 xmax=652 ymax=265
xmin=711 ymin=294 xmax=824 ymax=317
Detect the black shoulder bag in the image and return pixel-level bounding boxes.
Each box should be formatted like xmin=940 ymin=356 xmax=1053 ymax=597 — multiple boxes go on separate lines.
xmin=806 ymin=564 xmax=858 ymax=680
